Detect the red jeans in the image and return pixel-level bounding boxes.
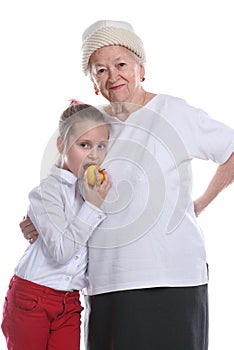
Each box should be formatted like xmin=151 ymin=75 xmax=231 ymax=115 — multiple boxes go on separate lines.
xmin=1 ymin=275 xmax=83 ymax=350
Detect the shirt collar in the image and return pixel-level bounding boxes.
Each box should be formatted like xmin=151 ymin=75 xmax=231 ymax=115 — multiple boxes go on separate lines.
xmin=50 ymin=165 xmax=78 ymax=185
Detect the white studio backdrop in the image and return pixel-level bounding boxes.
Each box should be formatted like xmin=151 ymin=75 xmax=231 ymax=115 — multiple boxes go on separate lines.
xmin=0 ymin=0 xmax=233 ymax=349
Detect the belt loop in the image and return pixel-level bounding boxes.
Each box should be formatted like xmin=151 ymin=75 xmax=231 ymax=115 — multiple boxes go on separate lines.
xmin=9 ymin=275 xmax=16 ymax=289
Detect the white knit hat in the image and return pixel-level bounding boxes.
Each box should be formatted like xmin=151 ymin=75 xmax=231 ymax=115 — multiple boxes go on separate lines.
xmin=81 ymin=20 xmax=146 ymax=75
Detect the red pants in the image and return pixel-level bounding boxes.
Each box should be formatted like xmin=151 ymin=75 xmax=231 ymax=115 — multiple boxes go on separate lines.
xmin=1 ymin=275 xmax=83 ymax=350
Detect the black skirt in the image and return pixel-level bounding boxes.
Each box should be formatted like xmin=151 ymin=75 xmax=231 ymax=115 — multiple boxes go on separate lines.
xmin=84 ymin=285 xmax=208 ymax=350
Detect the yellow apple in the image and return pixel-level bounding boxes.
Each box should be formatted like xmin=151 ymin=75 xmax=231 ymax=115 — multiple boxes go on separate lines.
xmin=85 ymin=165 xmax=105 ymax=186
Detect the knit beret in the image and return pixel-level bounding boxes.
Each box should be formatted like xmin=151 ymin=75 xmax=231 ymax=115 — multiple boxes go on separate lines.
xmin=81 ymin=20 xmax=146 ymax=75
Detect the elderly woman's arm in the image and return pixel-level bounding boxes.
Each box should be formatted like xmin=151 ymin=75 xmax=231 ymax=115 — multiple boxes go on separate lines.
xmin=194 ymin=152 xmax=234 ymax=217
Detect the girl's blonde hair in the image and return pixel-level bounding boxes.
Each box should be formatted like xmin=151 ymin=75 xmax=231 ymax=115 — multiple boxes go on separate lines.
xmin=57 ymin=103 xmax=108 ymax=167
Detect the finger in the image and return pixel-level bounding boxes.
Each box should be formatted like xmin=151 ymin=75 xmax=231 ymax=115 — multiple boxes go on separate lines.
xmin=29 ymin=234 xmax=38 ymax=244
xmin=97 ymin=180 xmax=112 ymax=198
xmin=22 ymin=227 xmax=38 ymax=241
xmin=22 ymin=224 xmax=36 ymax=234
xmin=26 ymin=231 xmax=38 ymax=240
xmin=101 ymin=175 xmax=111 ymax=189
xmin=94 ymin=169 xmax=102 ymax=186
xmin=19 ymin=216 xmax=32 ymax=230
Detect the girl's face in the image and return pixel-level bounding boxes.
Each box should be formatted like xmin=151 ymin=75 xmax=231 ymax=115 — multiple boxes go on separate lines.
xmin=90 ymin=45 xmax=145 ymax=104
xmin=58 ymin=120 xmax=109 ymax=178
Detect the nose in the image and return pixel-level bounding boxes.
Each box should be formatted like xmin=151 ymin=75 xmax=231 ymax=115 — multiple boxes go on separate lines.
xmin=87 ymin=147 xmax=98 ymax=161
xmin=108 ymin=67 xmax=119 ymax=83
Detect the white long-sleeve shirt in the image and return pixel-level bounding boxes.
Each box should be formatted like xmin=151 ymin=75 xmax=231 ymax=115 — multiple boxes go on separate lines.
xmin=15 ymin=166 xmax=106 ymax=291
xmin=83 ymin=94 xmax=234 ymax=295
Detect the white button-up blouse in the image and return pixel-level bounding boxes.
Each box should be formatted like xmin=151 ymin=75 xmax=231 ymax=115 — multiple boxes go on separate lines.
xmin=15 ymin=166 xmax=106 ymax=291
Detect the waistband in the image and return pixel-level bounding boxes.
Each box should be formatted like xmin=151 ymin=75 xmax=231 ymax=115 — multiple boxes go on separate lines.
xmin=10 ymin=275 xmax=80 ymax=298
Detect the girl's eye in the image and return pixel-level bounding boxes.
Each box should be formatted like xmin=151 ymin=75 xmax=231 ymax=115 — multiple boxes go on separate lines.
xmin=80 ymin=143 xmax=89 ymax=149
xmin=97 ymin=143 xmax=107 ymax=150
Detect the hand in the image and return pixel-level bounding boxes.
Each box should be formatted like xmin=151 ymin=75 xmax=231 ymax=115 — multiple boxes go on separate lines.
xmin=193 ymin=197 xmax=206 ymax=217
xmin=19 ymin=215 xmax=39 ymax=244
xmin=83 ymin=169 xmax=111 ymax=208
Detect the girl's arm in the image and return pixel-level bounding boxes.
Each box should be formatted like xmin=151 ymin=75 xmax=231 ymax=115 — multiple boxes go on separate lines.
xmin=24 ymin=171 xmax=111 ymax=264
xmin=20 ymin=170 xmax=111 ymax=246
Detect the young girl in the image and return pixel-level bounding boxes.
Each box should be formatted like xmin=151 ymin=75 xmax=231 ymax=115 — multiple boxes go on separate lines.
xmin=1 ymin=102 xmax=111 ymax=350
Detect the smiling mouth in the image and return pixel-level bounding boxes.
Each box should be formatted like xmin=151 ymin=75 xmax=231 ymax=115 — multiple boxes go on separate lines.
xmin=109 ymin=84 xmax=125 ymax=90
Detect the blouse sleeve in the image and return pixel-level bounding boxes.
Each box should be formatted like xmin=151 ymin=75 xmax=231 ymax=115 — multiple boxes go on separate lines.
xmin=167 ymin=96 xmax=234 ymax=163
xmin=192 ymin=109 xmax=234 ymax=163
xmin=27 ymin=179 xmax=106 ymax=264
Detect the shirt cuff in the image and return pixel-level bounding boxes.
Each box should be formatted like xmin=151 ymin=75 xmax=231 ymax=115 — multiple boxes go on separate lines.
xmin=70 ymin=201 xmax=106 ymax=243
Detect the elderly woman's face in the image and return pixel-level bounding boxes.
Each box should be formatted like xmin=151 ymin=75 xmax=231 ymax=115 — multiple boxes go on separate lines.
xmin=89 ymin=46 xmax=145 ymax=103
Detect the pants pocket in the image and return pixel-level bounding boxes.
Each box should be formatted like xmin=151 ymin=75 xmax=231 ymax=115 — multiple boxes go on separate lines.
xmin=13 ymin=289 xmax=39 ymax=312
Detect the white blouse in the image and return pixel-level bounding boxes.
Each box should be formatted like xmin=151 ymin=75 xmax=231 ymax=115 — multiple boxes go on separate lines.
xmin=83 ymin=94 xmax=234 ymax=295
xmin=15 ymin=166 xmax=106 ymax=291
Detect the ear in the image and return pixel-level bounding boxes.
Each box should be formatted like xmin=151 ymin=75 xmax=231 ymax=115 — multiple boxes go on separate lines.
xmin=56 ymin=136 xmax=64 ymax=154
xmin=93 ymin=81 xmax=100 ymax=95
xmin=140 ymin=65 xmax=145 ymax=79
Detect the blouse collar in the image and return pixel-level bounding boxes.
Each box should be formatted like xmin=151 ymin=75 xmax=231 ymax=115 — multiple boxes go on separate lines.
xmin=50 ymin=165 xmax=77 ymax=185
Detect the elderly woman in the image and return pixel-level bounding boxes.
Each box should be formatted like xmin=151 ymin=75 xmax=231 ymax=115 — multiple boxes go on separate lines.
xmin=21 ymin=20 xmax=234 ymax=350
xmin=80 ymin=20 xmax=234 ymax=350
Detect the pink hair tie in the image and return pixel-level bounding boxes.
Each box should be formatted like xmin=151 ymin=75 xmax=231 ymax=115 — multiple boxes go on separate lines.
xmin=68 ymin=98 xmax=84 ymax=105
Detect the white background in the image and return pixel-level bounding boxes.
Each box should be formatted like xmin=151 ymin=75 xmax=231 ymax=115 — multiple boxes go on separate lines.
xmin=0 ymin=0 xmax=233 ymax=349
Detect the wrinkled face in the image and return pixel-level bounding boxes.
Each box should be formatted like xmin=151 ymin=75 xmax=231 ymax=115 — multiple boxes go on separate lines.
xmin=90 ymin=45 xmax=145 ymax=103
xmin=58 ymin=120 xmax=109 ymax=178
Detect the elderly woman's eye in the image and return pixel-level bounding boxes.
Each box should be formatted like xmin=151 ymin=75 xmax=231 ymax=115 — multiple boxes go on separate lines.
xmin=97 ymin=68 xmax=105 ymax=74
xmin=119 ymin=62 xmax=126 ymax=68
